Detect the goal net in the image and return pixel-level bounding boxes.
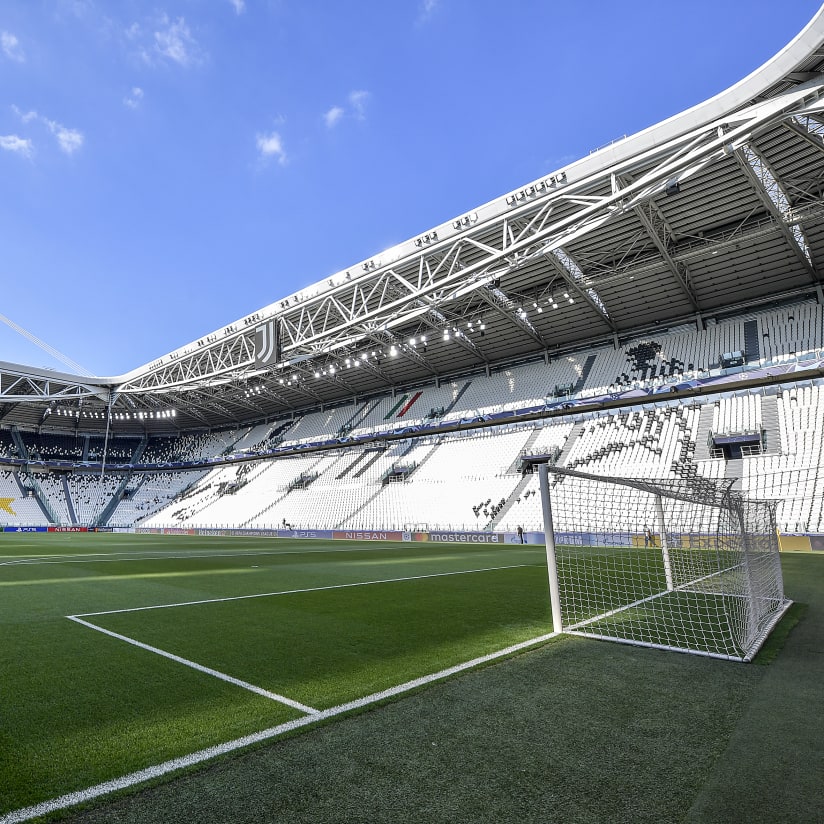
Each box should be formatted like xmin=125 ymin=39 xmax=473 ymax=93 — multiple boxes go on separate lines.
xmin=536 ymin=464 xmax=791 ymax=661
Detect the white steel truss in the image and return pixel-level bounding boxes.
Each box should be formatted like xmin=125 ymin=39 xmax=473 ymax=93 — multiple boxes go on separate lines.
xmin=3 ymin=76 xmax=824 ymax=413
xmin=0 ymin=367 xmax=110 ymax=405
xmin=108 ymin=78 xmax=824 ymax=399
xmin=736 ymin=141 xmax=816 ymax=276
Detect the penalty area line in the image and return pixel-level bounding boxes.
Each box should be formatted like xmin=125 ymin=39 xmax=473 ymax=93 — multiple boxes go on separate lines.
xmin=74 ymin=563 xmax=539 ymax=617
xmin=0 ymin=629 xmax=558 ymax=824
xmin=65 ymin=616 xmax=318 ymax=716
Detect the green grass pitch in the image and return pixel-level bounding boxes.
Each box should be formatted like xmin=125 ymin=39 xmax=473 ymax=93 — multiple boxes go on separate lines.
xmin=0 ymin=533 xmax=553 ymax=818
xmin=1 ymin=533 xmax=821 ymax=823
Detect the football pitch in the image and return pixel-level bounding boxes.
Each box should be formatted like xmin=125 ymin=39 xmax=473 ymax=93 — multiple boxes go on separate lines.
xmin=0 ymin=533 xmax=555 ymax=821
xmin=1 ymin=533 xmax=821 ymax=823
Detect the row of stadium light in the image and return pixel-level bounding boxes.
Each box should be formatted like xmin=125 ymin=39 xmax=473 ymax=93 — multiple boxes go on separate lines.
xmin=529 ymin=294 xmax=576 ymax=314
xmin=313 ymin=350 xmax=385 ymax=378
xmin=264 ymin=318 xmax=489 ymax=387
xmin=114 ymin=410 xmax=177 ymax=420
xmin=257 ymin=303 xmax=557 ymax=390
xmin=49 ymin=408 xmax=103 ymax=419
xmin=278 ymin=375 xmax=302 ymax=387
xmin=311 ymin=345 xmax=409 ymax=379
xmin=306 ymin=322 xmax=490 ymax=380
xmin=49 ymin=409 xmax=176 ymax=420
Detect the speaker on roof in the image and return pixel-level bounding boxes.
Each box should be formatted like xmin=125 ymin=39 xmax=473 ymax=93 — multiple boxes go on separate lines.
xmin=665 ymin=179 xmax=681 ymax=196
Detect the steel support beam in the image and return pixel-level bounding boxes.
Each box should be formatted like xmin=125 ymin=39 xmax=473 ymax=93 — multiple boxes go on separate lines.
xmin=476 ymin=284 xmax=546 ymax=348
xmin=630 ymin=198 xmax=702 ymax=313
xmin=546 ymin=248 xmax=617 ymax=331
xmin=735 ymin=141 xmax=819 ymax=284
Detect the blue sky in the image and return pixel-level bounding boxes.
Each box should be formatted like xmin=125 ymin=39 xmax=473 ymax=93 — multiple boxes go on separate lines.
xmin=1 ymin=0 xmax=821 ymax=377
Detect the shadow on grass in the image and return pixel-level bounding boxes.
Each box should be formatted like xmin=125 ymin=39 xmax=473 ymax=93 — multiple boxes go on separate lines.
xmin=751 ymin=602 xmax=807 ymax=666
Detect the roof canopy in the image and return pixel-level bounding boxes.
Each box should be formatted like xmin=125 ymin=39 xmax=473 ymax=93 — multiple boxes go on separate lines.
xmin=4 ymin=9 xmax=824 ymax=433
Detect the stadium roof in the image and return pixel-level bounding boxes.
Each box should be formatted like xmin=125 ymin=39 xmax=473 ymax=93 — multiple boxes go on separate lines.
xmin=4 ymin=8 xmax=824 ymax=434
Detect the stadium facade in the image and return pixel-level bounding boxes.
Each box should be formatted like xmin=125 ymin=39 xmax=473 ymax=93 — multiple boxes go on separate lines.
xmin=3 ymin=9 xmax=824 ymax=546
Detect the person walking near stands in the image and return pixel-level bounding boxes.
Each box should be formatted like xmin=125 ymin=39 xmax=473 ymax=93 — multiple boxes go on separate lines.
xmin=517 ymin=525 xmax=525 ymax=544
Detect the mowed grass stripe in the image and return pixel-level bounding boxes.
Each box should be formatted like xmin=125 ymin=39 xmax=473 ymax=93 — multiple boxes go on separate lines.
xmin=0 ymin=536 xmax=552 ymax=817
xmin=0 ymin=532 xmax=525 ymax=562
xmin=0 ymin=629 xmax=560 ymax=824
xmin=0 ymin=536 xmax=544 ymax=594
xmin=88 ymin=564 xmax=553 ymax=709
xmin=0 ymin=618 xmax=303 ymax=816
xmin=74 ymin=562 xmax=538 ymax=616
xmin=65 ymin=565 xmax=539 ymax=716
xmin=67 ymin=616 xmax=320 ymax=714
xmin=0 ymin=538 xmax=498 ymax=567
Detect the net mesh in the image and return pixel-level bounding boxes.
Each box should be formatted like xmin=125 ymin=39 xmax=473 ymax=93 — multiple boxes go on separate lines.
xmin=541 ymin=467 xmax=789 ymax=661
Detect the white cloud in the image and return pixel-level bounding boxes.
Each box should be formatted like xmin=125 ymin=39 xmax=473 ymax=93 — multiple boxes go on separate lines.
xmin=126 ymin=14 xmax=206 ymax=69
xmin=256 ymin=131 xmax=287 ymax=165
xmin=324 ymin=105 xmax=344 ymax=129
xmin=11 ymin=106 xmax=84 ymax=155
xmin=0 ymin=134 xmax=33 ymax=157
xmin=229 ymin=0 xmax=246 ymax=14
xmin=152 ymin=15 xmax=200 ymax=67
xmin=47 ymin=121 xmax=84 ymax=154
xmin=124 ymin=86 xmax=144 ymax=109
xmin=322 ymin=91 xmax=370 ymax=128
xmin=12 ymin=105 xmax=38 ymax=124
xmin=348 ymin=90 xmax=370 ymax=120
xmin=129 ymin=14 xmax=203 ymax=68
xmin=1 ymin=31 xmax=25 ymax=62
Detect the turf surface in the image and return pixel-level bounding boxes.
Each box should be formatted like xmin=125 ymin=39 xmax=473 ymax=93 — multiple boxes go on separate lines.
xmin=60 ymin=552 xmax=822 ymax=824
xmin=1 ymin=535 xmax=821 ymax=823
xmin=0 ymin=533 xmax=551 ymax=818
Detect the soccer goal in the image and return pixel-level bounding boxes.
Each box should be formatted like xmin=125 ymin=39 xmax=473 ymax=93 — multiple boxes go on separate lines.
xmin=535 ymin=464 xmax=791 ymax=662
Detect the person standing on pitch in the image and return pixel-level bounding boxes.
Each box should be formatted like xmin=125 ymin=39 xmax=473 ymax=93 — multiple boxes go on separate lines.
xmin=517 ymin=525 xmax=525 ymax=544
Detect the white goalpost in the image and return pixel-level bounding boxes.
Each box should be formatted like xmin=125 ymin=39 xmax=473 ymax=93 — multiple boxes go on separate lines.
xmin=536 ymin=463 xmax=791 ymax=662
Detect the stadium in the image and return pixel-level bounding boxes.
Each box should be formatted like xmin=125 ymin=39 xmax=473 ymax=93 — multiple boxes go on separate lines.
xmin=2 ymin=7 xmax=824 ymax=824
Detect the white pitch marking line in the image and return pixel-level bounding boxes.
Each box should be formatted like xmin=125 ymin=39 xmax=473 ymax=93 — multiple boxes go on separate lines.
xmin=73 ymin=564 xmax=537 ymax=618
xmin=0 ymin=548 xmax=354 ymax=567
xmin=66 ymin=616 xmax=318 ymax=716
xmin=0 ymin=630 xmax=559 ymax=824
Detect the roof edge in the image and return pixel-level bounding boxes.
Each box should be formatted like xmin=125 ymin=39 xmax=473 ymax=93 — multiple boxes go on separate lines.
xmin=562 ymin=5 xmax=824 ymax=182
